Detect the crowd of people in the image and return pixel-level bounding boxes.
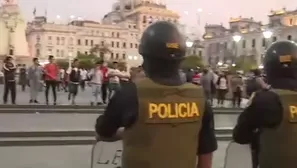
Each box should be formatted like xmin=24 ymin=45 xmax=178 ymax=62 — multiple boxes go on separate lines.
xmin=185 ymin=66 xmax=269 ymax=108
xmin=1 ymin=55 xmax=135 ymax=105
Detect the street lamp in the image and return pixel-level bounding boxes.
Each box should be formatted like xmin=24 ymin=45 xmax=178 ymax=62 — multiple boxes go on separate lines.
xmin=232 ymin=34 xmax=242 ymax=65
xmin=263 ymin=30 xmax=273 ymax=39
xmin=232 ymin=63 xmax=236 ymax=67
xmin=186 ymin=41 xmax=193 ymax=48
xmin=258 ymin=64 xmax=264 ymax=69
xmin=217 ymin=62 xmax=223 ymax=66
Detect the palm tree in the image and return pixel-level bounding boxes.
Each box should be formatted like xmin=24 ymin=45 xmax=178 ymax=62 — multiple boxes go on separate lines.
xmin=90 ymin=44 xmax=111 ymax=60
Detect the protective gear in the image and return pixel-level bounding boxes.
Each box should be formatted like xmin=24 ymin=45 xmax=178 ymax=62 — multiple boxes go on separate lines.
xmin=259 ymin=89 xmax=297 ymax=168
xmin=139 ymin=21 xmax=186 ymax=61
xmin=264 ymin=41 xmax=297 ymax=80
xmin=122 ymin=78 xmax=205 ymax=168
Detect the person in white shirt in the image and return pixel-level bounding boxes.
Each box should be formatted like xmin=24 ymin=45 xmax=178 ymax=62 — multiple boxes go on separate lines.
xmin=216 ymin=72 xmax=229 ymax=107
xmin=66 ymin=59 xmax=80 ymax=105
xmin=108 ymin=62 xmax=121 ymax=99
xmin=88 ymin=61 xmax=104 ymax=106
xmin=80 ymin=68 xmax=87 ymax=91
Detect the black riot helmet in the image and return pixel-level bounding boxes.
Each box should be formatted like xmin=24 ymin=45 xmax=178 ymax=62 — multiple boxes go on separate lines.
xmin=264 ymin=40 xmax=297 ymax=80
xmin=139 ymin=21 xmax=186 ymax=61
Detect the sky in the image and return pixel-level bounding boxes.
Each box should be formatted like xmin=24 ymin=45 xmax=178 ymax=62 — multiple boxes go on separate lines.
xmin=16 ymin=0 xmax=296 ymax=33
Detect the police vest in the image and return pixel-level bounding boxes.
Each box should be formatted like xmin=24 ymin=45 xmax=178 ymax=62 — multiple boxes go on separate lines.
xmin=259 ymin=89 xmax=297 ymax=168
xmin=122 ymin=78 xmax=205 ymax=168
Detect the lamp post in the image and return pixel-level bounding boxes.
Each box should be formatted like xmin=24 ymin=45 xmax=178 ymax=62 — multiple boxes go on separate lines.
xmin=232 ymin=34 xmax=242 ymax=66
xmin=68 ymin=52 xmax=72 ymax=68
xmin=261 ymin=30 xmax=273 ymax=66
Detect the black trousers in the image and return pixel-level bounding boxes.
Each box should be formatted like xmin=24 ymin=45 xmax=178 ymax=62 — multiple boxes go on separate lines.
xmin=45 ymin=80 xmax=57 ymax=103
xmin=232 ymin=87 xmax=242 ymax=107
xmin=101 ymin=82 xmax=108 ymax=103
xmin=3 ymin=81 xmax=16 ymax=104
xmin=217 ymin=89 xmax=227 ymax=105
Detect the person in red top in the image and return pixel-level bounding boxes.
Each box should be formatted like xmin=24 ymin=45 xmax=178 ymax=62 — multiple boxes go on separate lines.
xmin=192 ymin=71 xmax=201 ymax=85
xmin=43 ymin=55 xmax=59 ymax=105
xmin=100 ymin=61 xmax=109 ymax=104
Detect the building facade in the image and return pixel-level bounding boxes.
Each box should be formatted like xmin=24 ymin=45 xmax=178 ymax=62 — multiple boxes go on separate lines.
xmin=26 ymin=0 xmax=181 ymax=67
xmin=0 ymin=0 xmax=30 ymax=64
xmin=202 ymin=8 xmax=297 ymax=67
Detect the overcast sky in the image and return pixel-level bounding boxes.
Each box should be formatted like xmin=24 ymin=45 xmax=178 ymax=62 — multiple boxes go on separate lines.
xmin=17 ymin=0 xmax=296 ymax=32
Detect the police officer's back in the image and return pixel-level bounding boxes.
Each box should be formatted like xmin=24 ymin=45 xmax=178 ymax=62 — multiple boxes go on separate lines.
xmin=96 ymin=21 xmax=217 ymax=168
xmin=233 ymin=41 xmax=297 ymax=168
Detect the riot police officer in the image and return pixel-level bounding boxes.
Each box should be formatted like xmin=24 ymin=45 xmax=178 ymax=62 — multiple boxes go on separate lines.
xmin=233 ymin=40 xmax=297 ymax=168
xmin=96 ymin=21 xmax=217 ymax=168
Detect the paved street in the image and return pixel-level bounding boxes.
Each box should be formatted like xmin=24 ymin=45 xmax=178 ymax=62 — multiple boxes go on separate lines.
xmin=0 ymin=85 xmax=248 ymax=106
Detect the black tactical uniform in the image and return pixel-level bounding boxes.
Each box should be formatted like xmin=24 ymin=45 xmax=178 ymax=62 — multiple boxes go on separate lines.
xmin=96 ymin=21 xmax=217 ymax=168
xmin=233 ymin=41 xmax=297 ymax=168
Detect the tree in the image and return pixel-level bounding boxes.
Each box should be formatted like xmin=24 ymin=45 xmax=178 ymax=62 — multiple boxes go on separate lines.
xmin=56 ymin=60 xmax=68 ymax=69
xmin=76 ymin=53 xmax=100 ymax=69
xmin=234 ymin=55 xmax=258 ymax=72
xmin=90 ymin=44 xmax=112 ymax=60
xmin=181 ymin=55 xmax=204 ymax=69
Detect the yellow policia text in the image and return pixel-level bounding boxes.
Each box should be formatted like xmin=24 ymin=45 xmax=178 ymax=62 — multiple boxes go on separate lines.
xmin=148 ymin=103 xmax=199 ymax=119
xmin=290 ymin=106 xmax=297 ymax=122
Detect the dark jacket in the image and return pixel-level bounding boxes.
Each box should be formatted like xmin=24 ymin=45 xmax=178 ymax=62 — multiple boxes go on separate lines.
xmin=3 ymin=63 xmax=16 ymax=82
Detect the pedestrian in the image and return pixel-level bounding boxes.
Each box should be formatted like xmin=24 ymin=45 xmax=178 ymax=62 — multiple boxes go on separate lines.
xmin=216 ymin=72 xmax=228 ymax=107
xmin=66 ymin=59 xmax=80 ymax=105
xmin=43 ymin=55 xmax=59 ymax=105
xmin=80 ymin=68 xmax=87 ymax=91
xmin=108 ymin=61 xmax=121 ymax=99
xmin=230 ymin=72 xmax=244 ymax=108
xmin=19 ymin=64 xmax=27 ymax=91
xmin=200 ymin=68 xmax=214 ymax=105
xmin=88 ymin=61 xmax=104 ymax=106
xmin=27 ymin=58 xmax=43 ymax=103
xmin=100 ymin=62 xmax=109 ymax=104
xmin=2 ymin=56 xmax=16 ymax=104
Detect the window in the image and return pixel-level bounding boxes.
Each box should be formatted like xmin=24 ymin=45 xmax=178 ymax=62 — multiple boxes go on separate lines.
xmin=69 ymin=38 xmax=73 ymax=45
xmin=262 ymin=38 xmax=266 ymax=47
xmin=48 ymin=48 xmax=52 ymax=55
xmin=198 ymin=50 xmax=202 ymax=57
xmin=85 ymin=51 xmax=88 ymax=55
xmin=287 ymin=35 xmax=292 ymax=40
xmin=123 ymin=42 xmax=126 ymax=48
xmin=122 ymin=53 xmax=126 ymax=59
xmin=77 ymin=39 xmax=81 ymax=45
xmin=91 ymin=40 xmax=94 ymax=46
xmin=272 ymin=36 xmax=277 ymax=42
xmin=36 ymin=35 xmax=41 ymax=42
xmin=116 ymin=42 xmax=119 ymax=48
xmin=111 ymin=41 xmax=114 ymax=47
xmin=56 ymin=37 xmax=60 ymax=45
xmin=242 ymin=40 xmax=246 ymax=48
xmin=135 ymin=44 xmax=138 ymax=48
xmin=85 ymin=39 xmax=88 ymax=46
xmin=290 ymin=18 xmax=293 ymax=25
xmin=48 ymin=36 xmax=52 ymax=44
xmin=116 ymin=53 xmax=119 ymax=59
xmin=251 ymin=39 xmax=256 ymax=48
xmin=9 ymin=49 xmax=14 ymax=55
xmin=130 ymin=43 xmax=133 ymax=48
xmin=77 ymin=51 xmax=81 ymax=55
xmin=110 ymin=53 xmax=114 ymax=59
xmin=101 ymin=41 xmax=104 ymax=45
xmin=117 ymin=32 xmax=120 ymax=38
xmin=56 ymin=49 xmax=60 ymax=57
xmin=143 ymin=15 xmax=147 ymax=23
xmin=100 ymin=52 xmax=104 ymax=58
xmin=61 ymin=50 xmax=64 ymax=57
xmin=61 ymin=37 xmax=65 ymax=45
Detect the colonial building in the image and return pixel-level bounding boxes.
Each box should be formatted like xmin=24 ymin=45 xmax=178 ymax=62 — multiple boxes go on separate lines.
xmin=202 ymin=8 xmax=297 ymax=67
xmin=0 ymin=0 xmax=30 ymax=64
xmin=26 ymin=0 xmax=181 ymax=67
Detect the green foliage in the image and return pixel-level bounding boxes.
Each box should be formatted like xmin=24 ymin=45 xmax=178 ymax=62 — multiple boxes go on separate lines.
xmin=234 ymin=55 xmax=258 ymax=72
xmin=56 ymin=60 xmax=69 ymax=69
xmin=76 ymin=53 xmax=101 ymax=69
xmin=181 ymin=55 xmax=204 ymax=69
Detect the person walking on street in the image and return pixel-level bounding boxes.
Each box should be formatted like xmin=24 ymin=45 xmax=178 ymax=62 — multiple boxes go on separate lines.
xmin=100 ymin=62 xmax=109 ymax=104
xmin=28 ymin=58 xmax=43 ymax=103
xmin=230 ymin=72 xmax=244 ymax=108
xmin=80 ymin=68 xmax=87 ymax=91
xmin=108 ymin=61 xmax=121 ymax=99
xmin=66 ymin=59 xmax=81 ymax=105
xmin=19 ymin=64 xmax=27 ymax=91
xmin=3 ymin=56 xmax=16 ymax=104
xmin=43 ymin=55 xmax=59 ymax=105
xmin=88 ymin=61 xmax=104 ymax=106
xmin=216 ymin=72 xmax=228 ymax=107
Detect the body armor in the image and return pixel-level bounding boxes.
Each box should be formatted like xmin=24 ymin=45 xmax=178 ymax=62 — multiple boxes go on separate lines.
xmin=259 ymin=89 xmax=297 ymax=168
xmin=122 ymin=78 xmax=205 ymax=168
